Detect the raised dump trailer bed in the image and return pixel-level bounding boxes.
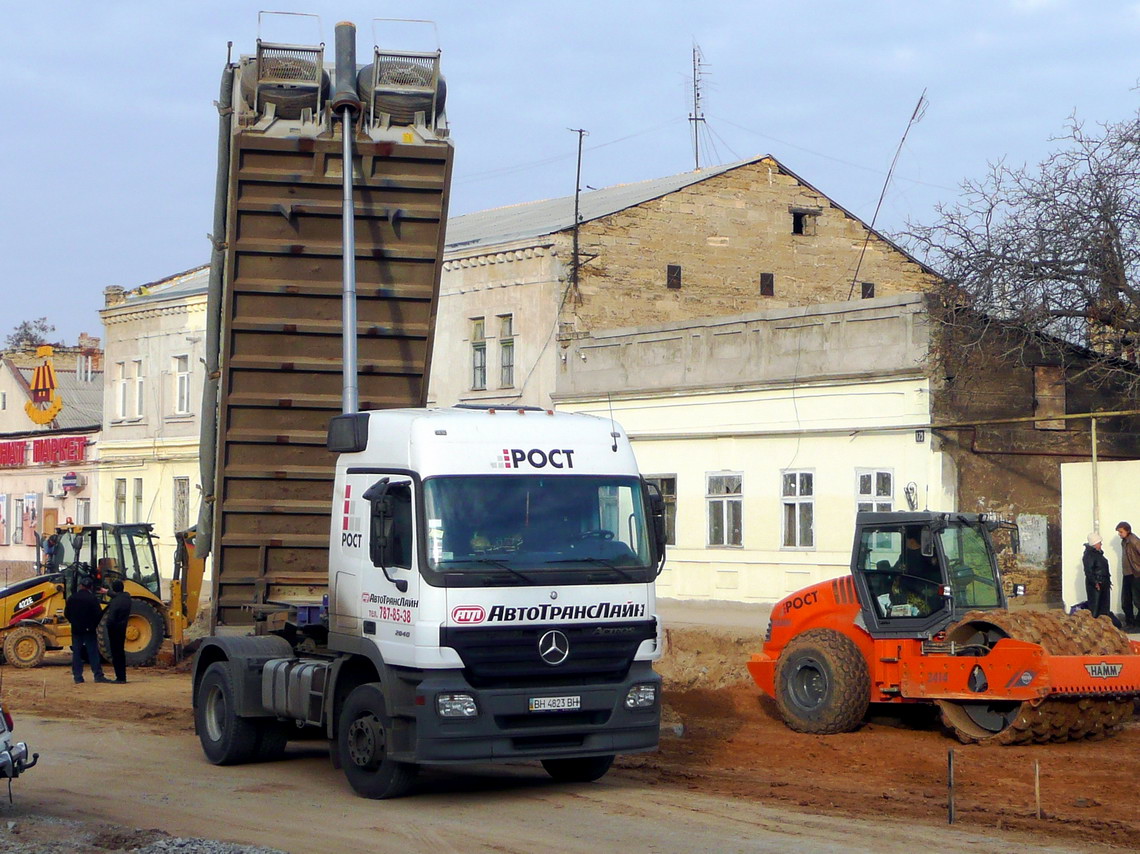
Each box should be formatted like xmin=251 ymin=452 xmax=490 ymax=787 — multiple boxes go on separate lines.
xmin=202 ymin=28 xmax=453 ymax=628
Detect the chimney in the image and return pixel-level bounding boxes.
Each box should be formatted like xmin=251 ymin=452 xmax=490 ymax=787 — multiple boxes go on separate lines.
xmin=103 ymin=286 xmax=126 ymax=307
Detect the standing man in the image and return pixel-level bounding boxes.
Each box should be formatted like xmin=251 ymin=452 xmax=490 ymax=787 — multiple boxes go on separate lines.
xmin=63 ymin=576 xmax=110 ymax=684
xmin=1116 ymin=521 xmax=1140 ymax=628
xmin=1083 ymin=532 xmax=1112 ymax=619
xmin=103 ymin=580 xmax=131 ymax=683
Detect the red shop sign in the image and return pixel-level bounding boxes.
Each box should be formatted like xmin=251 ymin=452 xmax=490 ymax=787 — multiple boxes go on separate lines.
xmin=31 ymin=436 xmax=86 ymax=464
xmin=0 ymin=441 xmax=27 ymax=467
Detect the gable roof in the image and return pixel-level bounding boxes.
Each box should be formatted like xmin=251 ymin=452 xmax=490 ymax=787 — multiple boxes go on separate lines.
xmin=444 ymin=153 xmax=938 ymax=277
xmin=445 ymin=155 xmax=769 ymax=251
xmin=5 ymin=360 xmax=102 ymax=431
xmin=118 ymin=264 xmax=210 ymax=308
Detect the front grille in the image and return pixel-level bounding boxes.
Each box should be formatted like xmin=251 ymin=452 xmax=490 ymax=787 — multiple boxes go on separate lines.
xmin=441 ymin=620 xmax=656 ymax=689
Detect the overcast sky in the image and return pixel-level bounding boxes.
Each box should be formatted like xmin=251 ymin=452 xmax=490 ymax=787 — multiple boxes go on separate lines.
xmin=5 ymin=0 xmax=1140 ymax=345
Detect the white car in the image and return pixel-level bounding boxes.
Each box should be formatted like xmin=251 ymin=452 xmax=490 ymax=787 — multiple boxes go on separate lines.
xmin=0 ymin=701 xmax=37 ymax=780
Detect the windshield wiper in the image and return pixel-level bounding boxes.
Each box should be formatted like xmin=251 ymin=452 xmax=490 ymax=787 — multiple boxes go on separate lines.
xmin=545 ymin=556 xmax=636 ymax=581
xmin=472 ymin=557 xmax=535 ymax=585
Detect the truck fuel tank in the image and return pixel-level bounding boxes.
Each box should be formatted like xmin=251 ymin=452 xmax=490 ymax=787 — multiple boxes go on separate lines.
xmin=262 ymin=659 xmax=330 ymax=727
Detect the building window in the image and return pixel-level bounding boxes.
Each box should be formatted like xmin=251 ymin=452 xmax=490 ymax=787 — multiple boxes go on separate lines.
xmin=115 ymin=362 xmax=127 ymax=419
xmin=856 ymin=469 xmax=893 ymax=514
xmin=760 ymin=272 xmax=775 ymax=297
xmin=133 ymin=360 xmax=144 ymax=418
xmin=861 ymin=281 xmax=875 ymax=299
xmin=133 ymin=478 xmax=144 ymax=523
xmin=666 ymin=264 xmax=682 ymax=290
xmin=0 ymin=391 xmax=5 ymax=410
xmin=791 ymin=208 xmax=819 ymax=236
xmin=173 ymin=477 xmax=190 ymax=531
xmin=792 ymin=212 xmax=806 ymax=235
xmin=114 ymin=478 xmax=127 ymax=524
xmin=499 ymin=314 xmax=515 ymax=388
xmin=782 ymin=470 xmax=814 ymax=548
xmin=76 ymin=498 xmax=91 ymax=526
xmin=174 ymin=355 xmax=192 ymax=414
xmin=471 ymin=318 xmax=486 ymax=390
xmin=646 ymin=476 xmax=677 ymax=546
xmin=12 ymin=499 xmax=23 ymax=544
xmin=707 ymin=473 xmax=742 ymax=547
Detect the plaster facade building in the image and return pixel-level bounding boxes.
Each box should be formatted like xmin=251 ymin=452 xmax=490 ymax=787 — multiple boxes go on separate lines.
xmin=554 ymin=294 xmax=949 ymax=603
xmin=97 ymin=265 xmax=209 ymax=579
xmin=0 ymin=337 xmax=103 ymax=582
xmin=429 ymin=154 xmax=939 ymax=409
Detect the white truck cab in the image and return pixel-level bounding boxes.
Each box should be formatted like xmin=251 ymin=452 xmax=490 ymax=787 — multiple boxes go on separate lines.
xmin=192 ymin=406 xmax=666 ymax=798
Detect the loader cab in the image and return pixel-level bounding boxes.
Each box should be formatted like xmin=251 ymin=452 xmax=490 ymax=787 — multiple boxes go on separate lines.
xmin=850 ymin=512 xmax=1006 ymax=639
xmin=54 ymin=524 xmax=162 ymax=599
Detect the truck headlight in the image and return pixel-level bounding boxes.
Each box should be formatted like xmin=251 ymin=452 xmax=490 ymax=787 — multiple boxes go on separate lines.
xmin=437 ymin=693 xmax=478 ymax=718
xmin=624 ymin=683 xmax=656 ymax=709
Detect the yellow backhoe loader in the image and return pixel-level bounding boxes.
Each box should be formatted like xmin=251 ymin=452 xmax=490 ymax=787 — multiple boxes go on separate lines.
xmin=0 ymin=523 xmax=205 ymax=668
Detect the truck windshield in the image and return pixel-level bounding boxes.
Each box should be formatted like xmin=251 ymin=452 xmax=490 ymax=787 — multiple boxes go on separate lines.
xmin=939 ymin=524 xmax=1001 ymax=608
xmin=423 ymin=475 xmax=653 ymax=583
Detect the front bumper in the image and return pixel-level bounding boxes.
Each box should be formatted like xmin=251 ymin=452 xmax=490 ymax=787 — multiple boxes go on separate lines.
xmin=398 ymin=661 xmax=661 ymax=764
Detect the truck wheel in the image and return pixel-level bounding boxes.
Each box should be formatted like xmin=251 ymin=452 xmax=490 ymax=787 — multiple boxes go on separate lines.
xmin=3 ymin=627 xmax=47 ymax=668
xmin=195 ymin=661 xmax=259 ymax=765
xmin=338 ymin=683 xmax=417 ymax=799
xmin=541 ymin=754 xmax=614 ymax=783
xmin=775 ymin=628 xmax=869 ymax=734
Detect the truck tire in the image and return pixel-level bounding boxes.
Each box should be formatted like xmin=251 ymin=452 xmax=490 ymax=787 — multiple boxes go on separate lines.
xmin=98 ymin=600 xmax=165 ymax=667
xmin=775 ymin=628 xmax=869 ymax=734
xmin=3 ymin=626 xmax=47 ymax=669
xmin=541 ymin=754 xmax=614 ymax=783
xmin=338 ymin=683 xmax=417 ymax=799
xmin=196 ymin=661 xmax=260 ymax=765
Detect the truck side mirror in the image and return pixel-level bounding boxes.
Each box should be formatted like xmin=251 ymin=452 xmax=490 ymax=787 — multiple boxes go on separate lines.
xmin=644 ymin=481 xmax=667 ymax=574
xmin=363 ymin=478 xmax=409 ymax=594
xmin=920 ymin=528 xmax=934 ymax=558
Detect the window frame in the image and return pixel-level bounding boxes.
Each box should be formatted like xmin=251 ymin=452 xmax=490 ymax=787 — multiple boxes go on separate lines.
xmin=174 ymin=354 xmax=192 ymax=415
xmin=114 ymin=478 xmax=127 ymax=524
xmin=471 ymin=317 xmax=486 ymax=390
xmin=706 ymin=472 xmax=743 ymax=548
xmin=173 ymin=476 xmax=190 ymax=531
xmin=133 ymin=359 xmax=144 ymax=418
xmin=855 ymin=468 xmax=894 ymax=515
xmin=498 ymin=314 xmax=515 ymax=388
xmin=666 ymin=264 xmax=682 ymax=290
xmin=115 ymin=362 xmax=127 ymax=420
xmin=132 ymin=477 xmax=144 ymax=523
xmin=781 ymin=469 xmax=815 ymax=550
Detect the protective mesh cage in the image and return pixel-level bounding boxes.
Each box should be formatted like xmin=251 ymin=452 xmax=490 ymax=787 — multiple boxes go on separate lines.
xmin=373 ymin=53 xmax=436 ymax=90
xmin=258 ymin=46 xmax=323 ymax=84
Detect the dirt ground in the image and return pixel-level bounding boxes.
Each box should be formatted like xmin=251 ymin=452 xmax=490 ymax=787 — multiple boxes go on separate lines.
xmin=1 ymin=631 xmax=1138 ymax=852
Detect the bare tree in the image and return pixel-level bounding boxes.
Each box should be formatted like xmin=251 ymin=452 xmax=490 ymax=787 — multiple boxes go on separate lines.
xmin=904 ymin=112 xmax=1140 ymax=396
xmin=4 ymin=317 xmax=57 ymax=350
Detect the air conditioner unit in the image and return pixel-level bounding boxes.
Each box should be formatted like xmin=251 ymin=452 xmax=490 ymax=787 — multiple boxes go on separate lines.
xmin=46 ymin=478 xmax=65 ymax=498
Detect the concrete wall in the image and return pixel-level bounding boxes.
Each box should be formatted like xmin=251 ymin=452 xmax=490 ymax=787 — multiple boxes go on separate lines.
xmin=1060 ymin=459 xmax=1140 ymax=612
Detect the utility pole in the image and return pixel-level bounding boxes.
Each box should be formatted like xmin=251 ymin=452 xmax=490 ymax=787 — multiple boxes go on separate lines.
xmin=568 ymin=128 xmax=589 ymax=299
xmin=688 ymin=44 xmax=707 ymax=170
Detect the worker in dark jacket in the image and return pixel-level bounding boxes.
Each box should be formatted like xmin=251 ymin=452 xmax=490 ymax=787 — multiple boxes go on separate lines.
xmin=1115 ymin=521 xmax=1140 ymax=628
xmin=1083 ymin=531 xmax=1112 ymax=619
xmin=63 ymin=576 xmax=110 ymax=684
xmin=103 ymin=580 xmax=131 ymax=683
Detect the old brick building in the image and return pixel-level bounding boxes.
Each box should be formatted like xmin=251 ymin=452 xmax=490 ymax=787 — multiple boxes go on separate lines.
xmin=429 ymin=154 xmax=939 ymax=408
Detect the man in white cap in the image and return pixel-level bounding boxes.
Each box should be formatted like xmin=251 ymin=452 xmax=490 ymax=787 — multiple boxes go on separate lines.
xmin=1082 ymin=531 xmax=1111 ymax=619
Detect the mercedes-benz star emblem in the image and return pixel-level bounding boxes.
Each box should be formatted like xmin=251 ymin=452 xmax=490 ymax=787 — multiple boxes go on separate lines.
xmin=538 ymin=630 xmax=570 ymax=666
